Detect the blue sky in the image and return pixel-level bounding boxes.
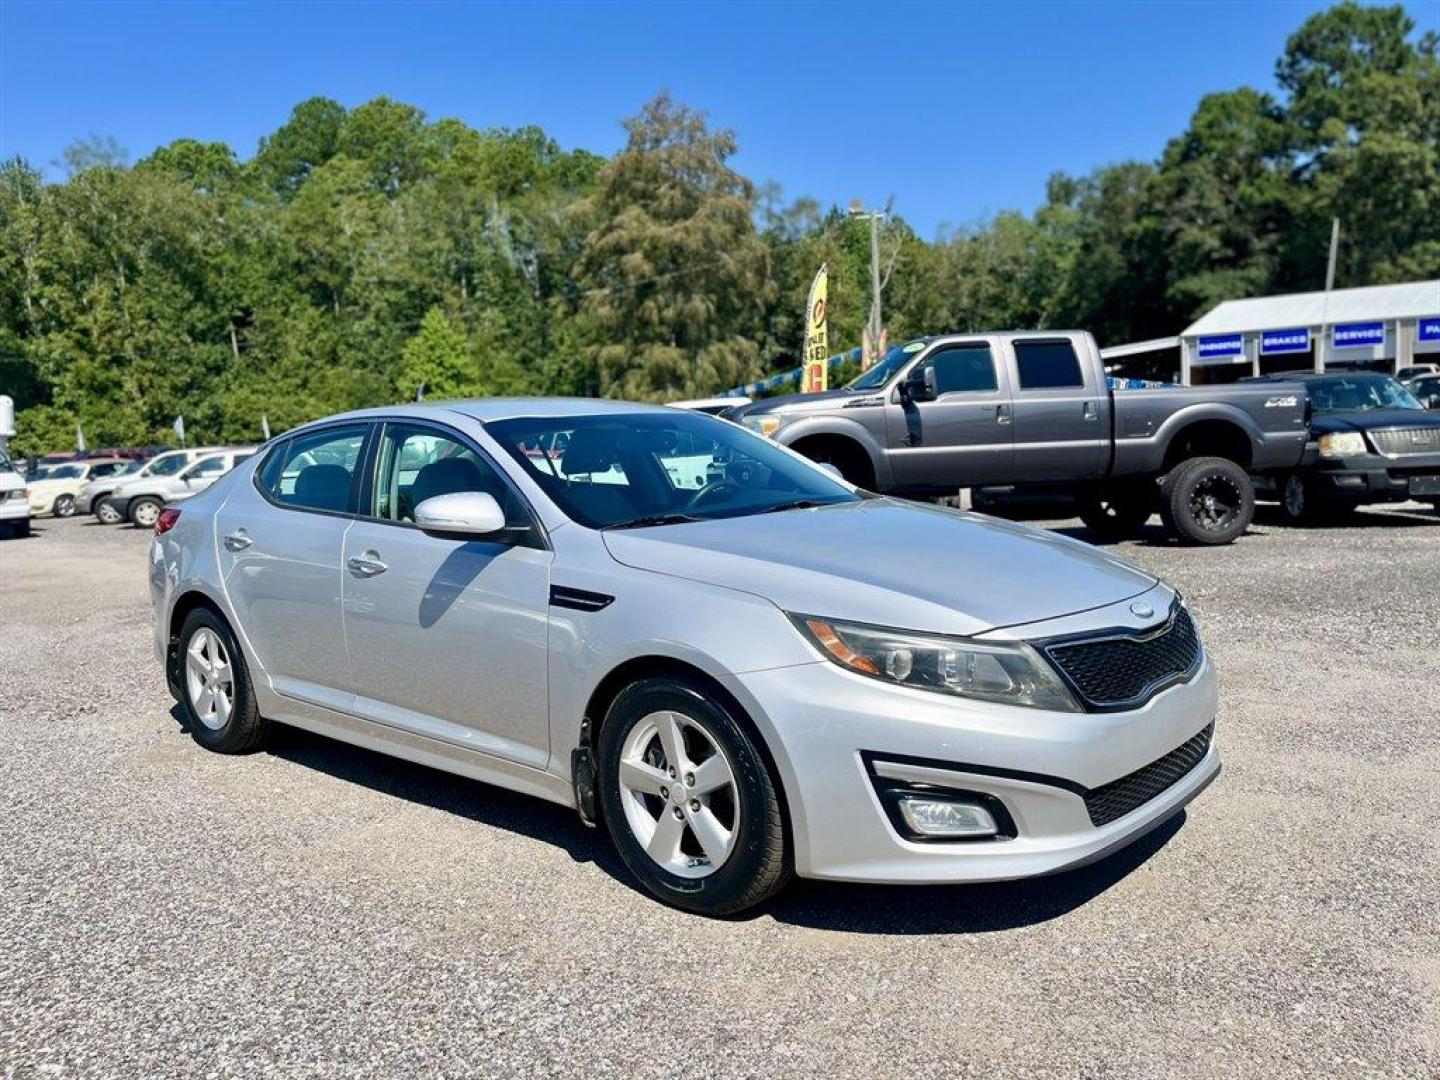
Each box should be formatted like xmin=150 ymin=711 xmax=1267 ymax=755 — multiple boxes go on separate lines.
xmin=2 ymin=1 xmax=1435 ymax=238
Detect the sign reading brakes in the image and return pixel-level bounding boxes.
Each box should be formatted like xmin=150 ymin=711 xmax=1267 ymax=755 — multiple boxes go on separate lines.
xmin=1332 ymin=322 xmax=1384 ymax=349
xmin=1197 ymin=334 xmax=1244 ymax=361
xmin=1420 ymin=317 xmax=1440 ymax=342
xmin=1261 ymin=327 xmax=1309 ymax=355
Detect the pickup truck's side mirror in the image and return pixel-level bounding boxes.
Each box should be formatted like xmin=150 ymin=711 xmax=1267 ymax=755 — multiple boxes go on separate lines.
xmin=902 ymin=365 xmax=938 ymax=403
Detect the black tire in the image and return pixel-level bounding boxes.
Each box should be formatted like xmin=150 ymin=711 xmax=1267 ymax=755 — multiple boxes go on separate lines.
xmin=794 ymin=439 xmax=874 ymax=490
xmin=95 ymin=498 xmax=123 ymax=524
xmin=1159 ymin=456 xmax=1253 ymax=545
xmin=1280 ymin=473 xmax=1359 ymax=525
xmin=177 ymin=607 xmax=269 ymax=754
xmin=596 ymin=676 xmax=790 ymax=916
xmin=128 ymin=496 xmax=164 ymax=529
xmin=1076 ymin=485 xmax=1153 ymax=540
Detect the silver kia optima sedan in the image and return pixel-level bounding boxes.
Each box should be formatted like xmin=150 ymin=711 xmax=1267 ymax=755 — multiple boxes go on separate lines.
xmin=150 ymin=400 xmax=1219 ymax=914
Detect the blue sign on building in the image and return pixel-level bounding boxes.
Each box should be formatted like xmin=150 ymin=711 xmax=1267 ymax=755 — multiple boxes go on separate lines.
xmin=1197 ymin=334 xmax=1244 ymax=360
xmin=1260 ymin=328 xmax=1310 ymax=355
xmin=1419 ymin=317 xmax=1440 ymax=343
xmin=1332 ymin=322 xmax=1385 ymax=349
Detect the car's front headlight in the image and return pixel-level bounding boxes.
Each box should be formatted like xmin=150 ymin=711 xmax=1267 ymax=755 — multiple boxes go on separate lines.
xmin=790 ymin=614 xmax=1079 ymax=712
xmin=1318 ymin=431 xmax=1368 ymax=458
xmin=740 ymin=415 xmax=782 ymax=438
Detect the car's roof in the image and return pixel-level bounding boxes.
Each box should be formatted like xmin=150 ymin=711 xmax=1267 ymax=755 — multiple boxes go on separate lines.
xmin=320 ymin=398 xmax=683 ymax=426
xmin=1244 ymin=370 xmax=1393 ymax=382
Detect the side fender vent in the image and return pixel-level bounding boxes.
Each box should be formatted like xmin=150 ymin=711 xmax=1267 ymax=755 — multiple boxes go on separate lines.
xmin=550 ymin=585 xmax=615 ymax=613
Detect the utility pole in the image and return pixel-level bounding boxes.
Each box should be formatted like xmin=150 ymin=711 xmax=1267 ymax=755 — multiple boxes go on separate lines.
xmin=849 ymin=198 xmax=893 ymax=367
xmin=1318 ymin=217 xmax=1340 ymax=374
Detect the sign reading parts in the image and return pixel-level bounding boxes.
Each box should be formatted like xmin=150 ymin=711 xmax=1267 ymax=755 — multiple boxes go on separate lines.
xmin=1419 ymin=317 xmax=1440 ymax=343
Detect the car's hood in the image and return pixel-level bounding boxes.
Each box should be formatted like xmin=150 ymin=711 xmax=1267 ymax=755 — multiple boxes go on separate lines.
xmin=733 ymin=389 xmax=864 ymax=418
xmin=1311 ymin=409 xmax=1440 ymax=434
xmin=602 ymin=498 xmax=1156 ymax=637
xmin=27 ymin=477 xmax=78 ymax=493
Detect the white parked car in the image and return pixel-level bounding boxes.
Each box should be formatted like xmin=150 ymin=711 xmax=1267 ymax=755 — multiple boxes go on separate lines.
xmin=27 ymin=457 xmax=134 ymax=517
xmin=0 ymin=446 xmax=29 ymax=538
xmin=108 ymin=448 xmax=256 ymax=528
xmin=150 ymin=400 xmax=1219 ymax=915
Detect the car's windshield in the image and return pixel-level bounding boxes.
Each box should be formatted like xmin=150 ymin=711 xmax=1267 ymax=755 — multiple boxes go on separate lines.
xmin=143 ymin=453 xmax=190 ymax=477
xmin=1305 ymin=375 xmax=1422 ymax=413
xmin=487 ymin=411 xmax=859 ymax=529
xmin=845 ymin=341 xmax=928 ymax=391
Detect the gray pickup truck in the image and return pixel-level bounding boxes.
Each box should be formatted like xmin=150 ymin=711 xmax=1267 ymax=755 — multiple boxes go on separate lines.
xmin=732 ymin=331 xmax=1309 ymax=544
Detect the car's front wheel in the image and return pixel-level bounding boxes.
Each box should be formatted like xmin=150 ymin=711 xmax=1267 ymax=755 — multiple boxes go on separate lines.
xmin=596 ymin=676 xmax=790 ymax=916
xmin=128 ymin=496 xmax=164 ymax=529
xmin=178 ymin=608 xmax=269 ymax=753
xmin=53 ymin=494 xmax=76 ymax=517
xmin=1160 ymin=456 xmax=1254 ymax=545
xmin=95 ymin=499 xmax=123 ymax=524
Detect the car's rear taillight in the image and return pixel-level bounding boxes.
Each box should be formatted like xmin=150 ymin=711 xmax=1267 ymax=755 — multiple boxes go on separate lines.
xmin=155 ymin=508 xmax=181 ymax=535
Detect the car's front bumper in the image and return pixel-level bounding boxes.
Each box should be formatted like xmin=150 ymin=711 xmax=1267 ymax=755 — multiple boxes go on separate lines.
xmin=727 ymin=633 xmax=1218 ymax=884
xmin=0 ymin=495 xmax=30 ymax=521
xmin=1305 ymin=448 xmax=1440 ymax=503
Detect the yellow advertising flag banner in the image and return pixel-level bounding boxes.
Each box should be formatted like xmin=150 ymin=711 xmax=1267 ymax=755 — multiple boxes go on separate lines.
xmin=801 ymin=263 xmax=829 ymax=393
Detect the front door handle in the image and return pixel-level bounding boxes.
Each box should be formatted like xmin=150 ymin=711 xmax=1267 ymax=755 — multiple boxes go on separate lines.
xmin=223 ymin=530 xmax=253 ymax=552
xmin=995 ymin=404 xmax=1012 ymax=425
xmin=347 ymin=551 xmax=388 ymax=576
xmin=1083 ymin=401 xmax=1099 ymax=421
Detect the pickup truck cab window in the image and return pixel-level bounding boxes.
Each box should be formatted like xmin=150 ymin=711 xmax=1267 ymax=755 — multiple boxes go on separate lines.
xmin=1015 ymin=340 xmax=1085 ymax=390
xmin=930 ymin=343 xmax=999 ymax=395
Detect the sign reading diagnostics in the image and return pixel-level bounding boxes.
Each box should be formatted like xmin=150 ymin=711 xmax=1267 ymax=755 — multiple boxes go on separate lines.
xmin=1197 ymin=334 xmax=1244 ymax=361
xmin=1260 ymin=328 xmax=1310 ymax=355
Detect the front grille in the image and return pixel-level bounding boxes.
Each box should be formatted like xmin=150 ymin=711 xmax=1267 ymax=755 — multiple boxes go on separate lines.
xmin=1042 ymin=605 xmax=1201 ymax=711
xmin=1369 ymin=426 xmax=1440 ymax=457
xmin=1084 ymin=723 xmax=1214 ymax=827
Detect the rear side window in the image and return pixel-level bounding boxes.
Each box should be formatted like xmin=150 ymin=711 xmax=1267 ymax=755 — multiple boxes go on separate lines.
xmin=1015 ymin=340 xmax=1084 ymax=390
xmin=930 ymin=344 xmax=999 ymax=394
xmin=258 ymin=425 xmax=368 ymax=513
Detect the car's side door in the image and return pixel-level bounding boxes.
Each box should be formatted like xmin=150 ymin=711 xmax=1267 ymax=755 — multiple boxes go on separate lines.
xmin=1006 ymin=337 xmax=1108 ymax=481
xmin=885 ymin=340 xmax=1014 ymax=487
xmin=340 ymin=419 xmax=554 ymax=769
xmin=214 ymin=423 xmax=369 ymax=714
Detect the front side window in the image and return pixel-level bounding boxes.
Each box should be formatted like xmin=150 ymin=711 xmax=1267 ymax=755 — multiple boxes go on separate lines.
xmin=90 ymin=462 xmax=126 ymax=478
xmin=371 ymin=423 xmax=526 ymax=526
xmin=488 ymin=411 xmax=858 ymax=529
xmin=929 ymin=344 xmax=999 ymax=395
xmin=258 ymin=425 xmax=367 ymax=513
xmin=1015 ymin=340 xmax=1084 ymax=390
xmin=47 ymin=464 xmax=86 ymax=480
xmin=185 ymin=457 xmax=228 ymax=479
xmin=146 ymin=453 xmax=191 ymax=477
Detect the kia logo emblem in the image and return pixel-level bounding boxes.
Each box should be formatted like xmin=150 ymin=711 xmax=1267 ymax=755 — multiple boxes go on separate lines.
xmin=1130 ymin=602 xmax=1154 ymax=618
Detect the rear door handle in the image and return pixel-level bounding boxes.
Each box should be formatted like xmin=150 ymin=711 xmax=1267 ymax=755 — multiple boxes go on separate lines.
xmin=347 ymin=551 xmax=388 ymax=576
xmin=223 ymin=530 xmax=253 ymax=552
xmin=995 ymin=404 xmax=1012 ymax=424
xmin=1083 ymin=401 xmax=1099 ymax=421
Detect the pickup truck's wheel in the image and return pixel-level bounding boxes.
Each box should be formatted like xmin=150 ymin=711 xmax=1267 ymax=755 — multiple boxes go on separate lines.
xmin=95 ymin=499 xmax=123 ymax=524
xmin=178 ymin=607 xmax=269 ymax=753
xmin=1076 ymin=486 xmax=1153 ymax=539
xmin=53 ymin=494 xmax=76 ymax=517
xmin=1160 ymin=456 xmax=1253 ymax=545
xmin=597 ymin=676 xmax=790 ymax=916
xmin=128 ymin=496 xmax=163 ymax=529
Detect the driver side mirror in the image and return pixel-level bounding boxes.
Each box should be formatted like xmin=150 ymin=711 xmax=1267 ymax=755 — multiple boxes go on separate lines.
xmin=414 ymin=491 xmax=510 ymax=539
xmin=902 ymin=365 xmax=938 ymax=403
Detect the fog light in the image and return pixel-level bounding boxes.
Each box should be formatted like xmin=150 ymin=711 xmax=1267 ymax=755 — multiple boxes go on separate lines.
xmin=895 ymin=795 xmax=998 ymax=838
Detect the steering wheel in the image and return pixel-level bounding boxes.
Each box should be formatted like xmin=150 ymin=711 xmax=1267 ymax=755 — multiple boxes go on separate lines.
xmin=686 ymin=479 xmax=741 ymax=511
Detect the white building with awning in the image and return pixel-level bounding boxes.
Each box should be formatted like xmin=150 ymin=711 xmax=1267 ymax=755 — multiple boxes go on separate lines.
xmin=1178 ymin=279 xmax=1440 ymax=384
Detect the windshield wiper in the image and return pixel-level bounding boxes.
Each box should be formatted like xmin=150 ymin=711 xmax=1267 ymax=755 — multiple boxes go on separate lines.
xmin=756 ymin=499 xmax=828 ymax=515
xmin=604 ymin=512 xmax=705 ymax=530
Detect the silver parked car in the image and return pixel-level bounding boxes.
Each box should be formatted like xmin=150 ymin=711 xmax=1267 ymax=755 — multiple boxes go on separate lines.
xmin=109 ymin=448 xmax=256 ymax=528
xmin=150 ymin=400 xmax=1220 ymax=915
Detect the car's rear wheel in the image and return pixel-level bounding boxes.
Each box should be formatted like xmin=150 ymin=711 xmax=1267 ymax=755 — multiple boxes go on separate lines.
xmin=1159 ymin=456 xmax=1253 ymax=545
xmin=53 ymin=494 xmax=76 ymax=517
xmin=178 ymin=608 xmax=268 ymax=753
xmin=128 ymin=496 xmax=163 ymax=529
xmin=1281 ymin=473 xmax=1359 ymax=524
xmin=596 ymin=676 xmax=789 ymax=916
xmin=95 ymin=499 xmax=123 ymax=524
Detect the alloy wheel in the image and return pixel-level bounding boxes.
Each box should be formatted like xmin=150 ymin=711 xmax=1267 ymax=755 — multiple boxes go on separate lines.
xmin=1189 ymin=473 xmax=1242 ymax=533
xmin=54 ymin=495 xmax=76 ymax=517
xmin=617 ymin=710 xmax=740 ymax=879
xmin=185 ymin=627 xmax=234 ymax=731
xmin=1283 ymin=475 xmax=1306 ymax=519
xmin=96 ymin=502 xmax=122 ymax=524
xmin=132 ymin=501 xmax=161 ymax=528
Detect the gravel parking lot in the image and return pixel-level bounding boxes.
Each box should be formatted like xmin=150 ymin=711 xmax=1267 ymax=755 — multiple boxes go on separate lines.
xmin=2 ymin=506 xmax=1437 ymax=1079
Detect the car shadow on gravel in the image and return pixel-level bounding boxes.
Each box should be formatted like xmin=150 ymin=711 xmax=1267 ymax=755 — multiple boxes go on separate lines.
xmin=174 ymin=707 xmax=1188 ymax=932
